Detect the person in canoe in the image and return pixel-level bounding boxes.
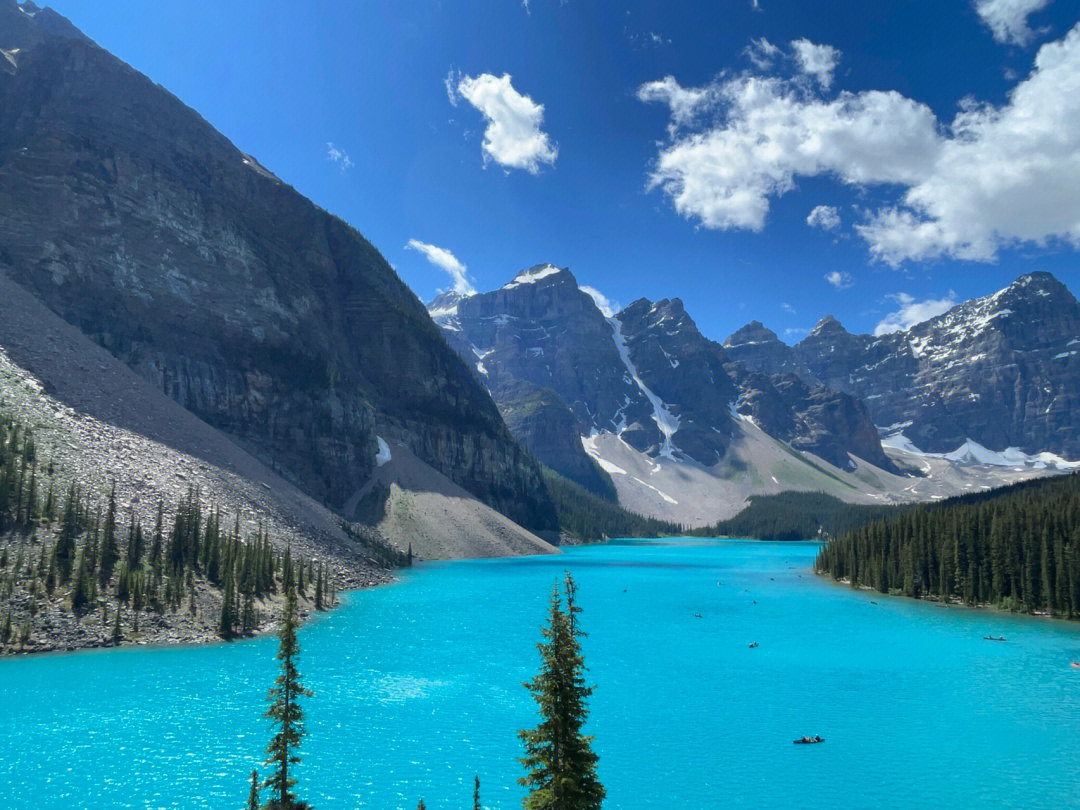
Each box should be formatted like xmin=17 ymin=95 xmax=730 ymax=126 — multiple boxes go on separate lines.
xmin=983 ymin=635 xmax=1006 ymax=642
xmin=794 ymin=735 xmax=824 ymax=745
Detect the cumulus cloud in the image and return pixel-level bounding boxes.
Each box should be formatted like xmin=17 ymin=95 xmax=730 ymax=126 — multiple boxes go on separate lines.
xmin=873 ymin=292 xmax=957 ymax=336
xmin=405 ymin=239 xmax=475 ymax=296
xmin=824 ymin=270 xmax=853 ymax=289
xmin=640 ymin=72 xmax=938 ymax=231
xmin=974 ymin=0 xmax=1052 ymax=45
xmin=637 ymin=76 xmax=713 ymax=130
xmin=807 ymin=205 xmax=841 ymax=230
xmin=581 ymin=285 xmax=620 ymax=317
xmin=450 ymin=72 xmax=557 ymax=173
xmin=791 ymin=39 xmax=841 ymax=88
xmin=326 ymin=142 xmax=353 ymax=170
xmin=640 ymin=23 xmax=1080 ymax=264
xmin=859 ymin=25 xmax=1080 ymax=264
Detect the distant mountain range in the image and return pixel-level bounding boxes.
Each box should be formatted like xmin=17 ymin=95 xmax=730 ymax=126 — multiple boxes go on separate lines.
xmin=430 ymin=266 xmax=1080 ymax=525
xmin=725 ymin=271 xmax=1080 ymax=459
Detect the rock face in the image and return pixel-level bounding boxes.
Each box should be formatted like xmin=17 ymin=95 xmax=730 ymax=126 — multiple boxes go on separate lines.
xmin=495 ymin=379 xmax=617 ymax=499
xmin=431 ymin=264 xmax=892 ymax=477
xmin=727 ymin=368 xmax=895 ymax=471
xmin=0 ymin=1 xmax=554 ymax=531
xmin=727 ymin=272 xmax=1080 ymax=457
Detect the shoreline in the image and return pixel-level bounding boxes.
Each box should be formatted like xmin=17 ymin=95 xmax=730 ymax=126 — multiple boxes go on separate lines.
xmin=816 ymin=570 xmax=1080 ymax=628
xmin=0 ymin=566 xmax=396 ymax=659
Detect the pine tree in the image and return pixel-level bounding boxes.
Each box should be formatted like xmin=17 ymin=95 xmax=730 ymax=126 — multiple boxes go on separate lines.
xmin=474 ymin=774 xmax=481 ymax=810
xmin=262 ymin=586 xmax=312 ymax=809
xmin=219 ymin=566 xmax=236 ymax=640
xmin=99 ymin=482 xmax=119 ymax=587
xmin=247 ymin=769 xmax=260 ymax=810
xmin=518 ymin=572 xmax=604 ymax=810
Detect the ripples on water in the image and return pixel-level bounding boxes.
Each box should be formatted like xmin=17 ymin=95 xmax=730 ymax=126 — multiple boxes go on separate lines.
xmin=3 ymin=540 xmax=1080 ymax=809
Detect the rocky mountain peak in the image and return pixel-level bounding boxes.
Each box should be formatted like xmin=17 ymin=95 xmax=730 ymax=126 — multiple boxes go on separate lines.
xmin=501 ymin=263 xmax=576 ymax=290
xmin=993 ymin=270 xmax=1078 ymax=312
xmin=724 ymin=320 xmax=783 ymax=349
xmin=0 ymin=0 xmax=87 ymax=53
xmin=807 ymin=314 xmax=848 ymax=338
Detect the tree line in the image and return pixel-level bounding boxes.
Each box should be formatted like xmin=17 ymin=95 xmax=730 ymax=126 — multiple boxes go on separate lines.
xmin=815 ymin=472 xmax=1080 ymax=616
xmin=0 ymin=412 xmax=335 ymax=648
xmin=694 ymin=491 xmax=904 ymax=542
xmin=543 ymin=469 xmax=681 ymax=542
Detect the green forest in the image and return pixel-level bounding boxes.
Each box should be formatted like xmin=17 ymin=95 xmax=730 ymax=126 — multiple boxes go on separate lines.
xmin=695 ymin=491 xmax=902 ymax=541
xmin=542 ymin=469 xmax=681 ymax=542
xmin=815 ymin=473 xmax=1080 ymax=617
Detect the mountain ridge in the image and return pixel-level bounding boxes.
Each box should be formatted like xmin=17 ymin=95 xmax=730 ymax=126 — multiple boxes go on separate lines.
xmin=0 ymin=1 xmax=557 ymax=534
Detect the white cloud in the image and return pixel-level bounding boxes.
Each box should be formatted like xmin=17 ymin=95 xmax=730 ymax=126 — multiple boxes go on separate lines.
xmin=824 ymin=270 xmax=853 ymax=289
xmin=452 ymin=72 xmax=557 ymax=173
xmin=637 ymin=76 xmax=713 ymax=130
xmin=784 ymin=327 xmax=808 ymax=340
xmin=859 ymin=24 xmax=1080 ymax=264
xmin=326 ymin=142 xmax=353 ymax=170
xmin=640 ymin=72 xmax=938 ymax=231
xmin=974 ymin=0 xmax=1052 ymax=45
xmin=405 ymin=239 xmax=475 ymax=296
xmin=641 ymin=23 xmax=1080 ymax=265
xmin=781 ymin=302 xmax=796 ymax=314
xmin=807 ymin=205 xmax=841 ymax=230
xmin=581 ymin=285 xmax=620 ymax=317
xmin=444 ymin=69 xmax=460 ymax=106
xmin=873 ymin=292 xmax=957 ymax=336
xmin=745 ymin=37 xmax=781 ymax=70
xmin=790 ymin=39 xmax=841 ymax=89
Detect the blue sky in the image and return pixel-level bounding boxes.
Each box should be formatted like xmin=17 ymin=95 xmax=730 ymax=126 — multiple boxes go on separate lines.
xmin=47 ymin=0 xmax=1080 ymax=343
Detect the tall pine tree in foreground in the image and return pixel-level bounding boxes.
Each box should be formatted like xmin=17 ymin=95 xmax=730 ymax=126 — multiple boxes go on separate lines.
xmin=519 ymin=572 xmax=604 ymax=810
xmin=263 ymin=586 xmax=312 ymax=809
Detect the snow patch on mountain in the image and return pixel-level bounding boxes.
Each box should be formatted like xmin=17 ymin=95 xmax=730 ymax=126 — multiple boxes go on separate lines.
xmin=502 ymin=264 xmax=562 ymax=289
xmin=608 ymin=316 xmax=680 ymax=459
xmin=375 ymin=436 xmax=392 ymax=467
xmin=581 ymin=434 xmax=627 ymax=475
xmin=882 ymin=433 xmax=1080 ymax=470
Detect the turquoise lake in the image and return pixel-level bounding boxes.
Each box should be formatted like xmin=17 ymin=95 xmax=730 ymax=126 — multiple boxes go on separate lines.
xmin=4 ymin=539 xmax=1080 ymax=809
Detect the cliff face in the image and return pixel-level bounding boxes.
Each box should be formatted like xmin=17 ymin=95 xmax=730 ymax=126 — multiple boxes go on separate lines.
xmin=0 ymin=1 xmax=554 ymax=530
xmin=726 ymin=272 xmax=1080 ymax=457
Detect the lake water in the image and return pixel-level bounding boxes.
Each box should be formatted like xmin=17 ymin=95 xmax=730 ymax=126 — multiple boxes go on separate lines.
xmin=3 ymin=539 xmax=1080 ymax=809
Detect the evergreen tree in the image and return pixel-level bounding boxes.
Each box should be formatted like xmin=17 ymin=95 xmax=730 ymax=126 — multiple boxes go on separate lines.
xmin=262 ymin=586 xmax=312 ymax=809
xmin=99 ymin=482 xmax=119 ymax=587
xmin=247 ymin=769 xmax=260 ymax=810
xmin=219 ymin=566 xmax=236 ymax=640
xmin=112 ymin=604 xmax=122 ymax=643
xmin=518 ymin=572 xmax=604 ymax=810
xmin=474 ymin=774 xmax=481 ymax=810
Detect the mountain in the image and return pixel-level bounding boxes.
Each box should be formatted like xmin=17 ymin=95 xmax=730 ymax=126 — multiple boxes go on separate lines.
xmin=0 ymin=0 xmax=555 ymax=535
xmin=726 ymin=272 xmax=1080 ymax=461
xmin=430 ymin=264 xmax=924 ymax=525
